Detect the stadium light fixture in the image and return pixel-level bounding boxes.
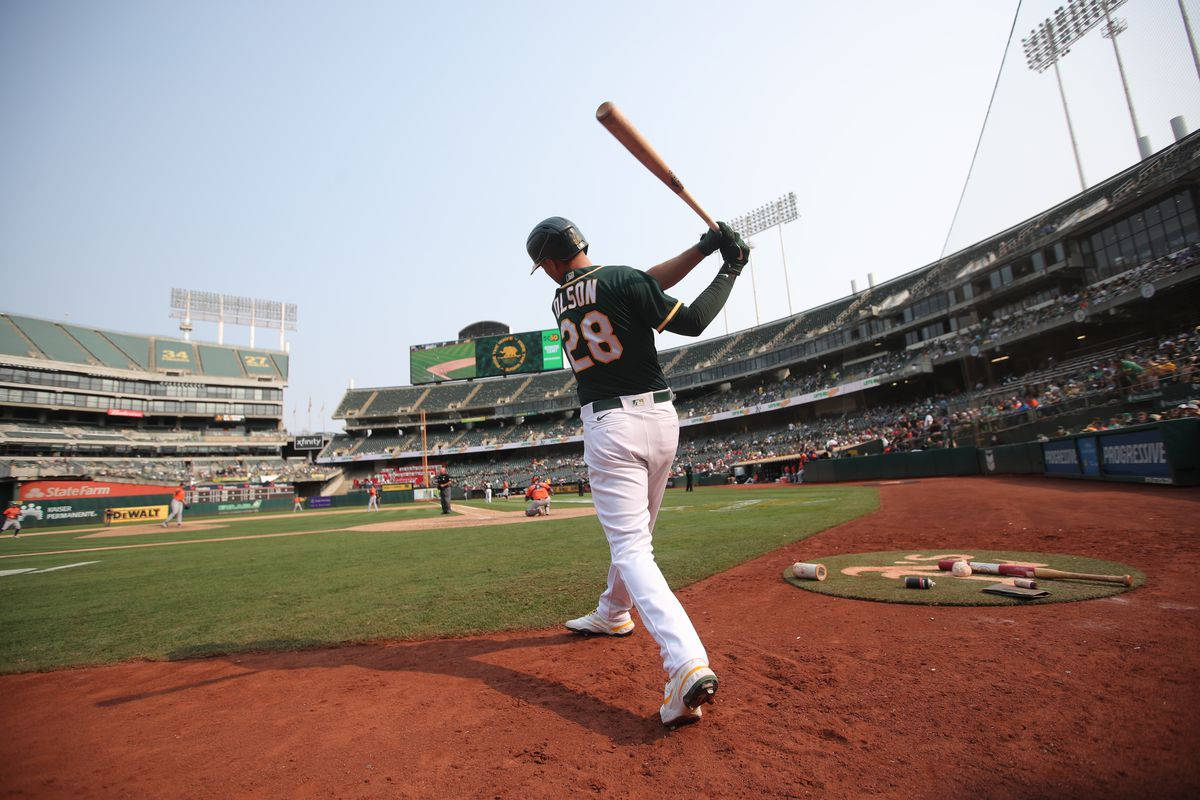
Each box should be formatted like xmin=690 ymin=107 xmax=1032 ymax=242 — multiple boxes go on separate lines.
xmin=169 ymin=288 xmax=298 ymax=350
xmin=1021 ymin=0 xmax=1150 ymax=185
xmin=729 ymin=192 xmax=800 ymax=318
xmin=991 ymin=354 xmax=1010 ymax=363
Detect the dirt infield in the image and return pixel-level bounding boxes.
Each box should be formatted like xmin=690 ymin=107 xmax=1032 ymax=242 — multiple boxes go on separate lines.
xmin=77 ymin=522 xmax=229 ymax=539
xmin=2 ymin=477 xmax=1198 ymax=799
xmin=348 ymin=503 xmax=595 ymax=532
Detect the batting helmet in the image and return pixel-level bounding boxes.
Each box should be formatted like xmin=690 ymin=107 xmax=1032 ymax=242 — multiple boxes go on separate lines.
xmin=527 ymin=217 xmax=588 ymax=273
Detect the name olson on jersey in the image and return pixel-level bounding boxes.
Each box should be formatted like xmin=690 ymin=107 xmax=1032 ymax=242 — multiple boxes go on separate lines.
xmin=552 ymin=279 xmax=598 ymax=318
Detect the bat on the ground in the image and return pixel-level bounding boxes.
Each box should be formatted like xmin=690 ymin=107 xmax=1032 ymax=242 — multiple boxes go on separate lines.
xmin=595 ymin=101 xmax=718 ymax=232
xmin=937 ymin=559 xmax=1133 ymax=586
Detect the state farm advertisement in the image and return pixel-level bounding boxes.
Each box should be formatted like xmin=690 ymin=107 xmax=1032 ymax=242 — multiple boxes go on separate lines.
xmin=19 ymin=481 xmax=175 ymax=501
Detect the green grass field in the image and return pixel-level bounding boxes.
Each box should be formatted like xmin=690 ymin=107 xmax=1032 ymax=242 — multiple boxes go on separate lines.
xmin=0 ymin=486 xmax=877 ymax=672
xmin=409 ymin=340 xmax=477 ymax=383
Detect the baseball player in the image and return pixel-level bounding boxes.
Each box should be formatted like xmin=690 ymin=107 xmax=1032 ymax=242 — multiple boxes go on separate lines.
xmin=3 ymin=500 xmax=22 ymax=537
xmin=293 ymin=493 xmax=304 ymax=512
xmin=528 ymin=215 xmax=748 ymax=727
xmin=484 ymin=481 xmax=493 ymax=503
xmin=161 ymin=484 xmax=186 ymax=527
xmin=367 ymin=485 xmax=379 ymax=511
xmin=437 ymin=471 xmax=452 ymax=514
xmin=523 ymin=477 xmax=551 ymax=517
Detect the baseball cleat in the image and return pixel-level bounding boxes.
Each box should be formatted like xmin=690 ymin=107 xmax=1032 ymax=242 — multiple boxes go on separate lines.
xmin=564 ymin=609 xmax=635 ymax=637
xmin=660 ymin=659 xmax=718 ymax=728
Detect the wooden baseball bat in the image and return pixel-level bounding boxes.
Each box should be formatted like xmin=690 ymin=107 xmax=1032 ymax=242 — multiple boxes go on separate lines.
xmin=595 ymin=101 xmax=718 ymax=231
xmin=1030 ymin=567 xmax=1133 ymax=587
xmin=936 ymin=559 xmax=1132 ymax=586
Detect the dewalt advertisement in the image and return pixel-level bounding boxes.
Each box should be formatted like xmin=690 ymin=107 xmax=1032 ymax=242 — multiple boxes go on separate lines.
xmin=106 ymin=505 xmax=169 ymax=524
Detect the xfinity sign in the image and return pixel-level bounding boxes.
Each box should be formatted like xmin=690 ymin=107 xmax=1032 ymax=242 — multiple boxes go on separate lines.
xmin=293 ymin=435 xmax=325 ymax=451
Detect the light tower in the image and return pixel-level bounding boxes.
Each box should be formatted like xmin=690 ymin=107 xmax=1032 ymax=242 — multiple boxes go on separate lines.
xmin=728 ymin=191 xmax=800 ymax=327
xmin=1022 ymin=0 xmax=1152 ymax=190
xmin=170 ymin=289 xmax=298 ymax=350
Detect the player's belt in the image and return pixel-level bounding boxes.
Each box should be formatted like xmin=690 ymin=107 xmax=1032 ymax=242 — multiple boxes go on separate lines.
xmin=587 ymin=390 xmax=673 ymax=413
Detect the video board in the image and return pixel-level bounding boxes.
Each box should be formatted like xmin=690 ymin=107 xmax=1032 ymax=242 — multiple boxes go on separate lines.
xmin=410 ymin=330 xmax=562 ymax=384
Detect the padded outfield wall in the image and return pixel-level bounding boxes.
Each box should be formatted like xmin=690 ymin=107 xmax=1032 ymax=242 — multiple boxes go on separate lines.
xmin=801 ymin=420 xmax=1199 ymax=486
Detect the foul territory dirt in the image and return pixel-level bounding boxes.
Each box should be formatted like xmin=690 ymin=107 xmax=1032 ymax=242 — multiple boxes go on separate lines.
xmin=3 ymin=477 xmax=1198 ymax=799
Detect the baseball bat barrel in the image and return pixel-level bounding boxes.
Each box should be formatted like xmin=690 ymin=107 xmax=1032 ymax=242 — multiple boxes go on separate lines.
xmin=1034 ymin=567 xmax=1133 ymax=586
xmin=595 ymin=101 xmax=719 ymax=231
xmin=936 ymin=560 xmax=1133 ymax=586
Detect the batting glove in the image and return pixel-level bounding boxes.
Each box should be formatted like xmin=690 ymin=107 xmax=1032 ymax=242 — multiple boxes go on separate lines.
xmin=718 ymin=222 xmax=749 ymax=269
xmin=697 ymin=226 xmax=723 ymax=256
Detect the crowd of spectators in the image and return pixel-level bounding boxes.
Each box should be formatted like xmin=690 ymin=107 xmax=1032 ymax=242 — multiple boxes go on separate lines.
xmin=922 ymin=245 xmax=1200 ymax=363
xmin=952 ymin=327 xmax=1199 ymax=431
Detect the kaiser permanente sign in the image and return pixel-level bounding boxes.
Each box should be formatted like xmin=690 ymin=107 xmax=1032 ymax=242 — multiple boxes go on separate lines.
xmin=318 ymin=375 xmax=884 ymax=464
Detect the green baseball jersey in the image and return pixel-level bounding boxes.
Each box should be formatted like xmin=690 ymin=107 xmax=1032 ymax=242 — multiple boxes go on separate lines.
xmin=551 ymin=264 xmax=682 ymax=405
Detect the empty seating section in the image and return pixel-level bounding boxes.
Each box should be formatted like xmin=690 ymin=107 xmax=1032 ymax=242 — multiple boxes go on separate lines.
xmin=666 ymin=337 xmax=732 ymax=375
xmin=102 ymin=332 xmax=152 ymax=369
xmin=420 ymin=381 xmax=475 ymax=409
xmin=239 ymin=349 xmax=282 ymax=379
xmin=63 ymin=326 xmax=141 ymax=371
xmin=8 ymin=316 xmax=93 ymax=365
xmin=0 ymin=317 xmax=37 ymax=359
xmin=334 ymin=390 xmax=373 ymax=417
xmin=523 ymin=371 xmax=570 ymax=399
xmin=735 ymin=319 xmax=792 ymax=355
xmin=198 ymin=345 xmax=246 ymax=378
xmin=353 ymin=434 xmax=417 ymax=456
xmin=800 ymin=296 xmax=857 ymax=333
xmin=361 ymin=386 xmax=426 ymax=416
xmin=464 ymin=378 xmax=525 ymax=408
xmin=0 ymin=314 xmax=286 ymax=380
xmin=322 ymin=433 xmax=357 ymax=457
xmin=153 ymin=341 xmax=198 ymax=372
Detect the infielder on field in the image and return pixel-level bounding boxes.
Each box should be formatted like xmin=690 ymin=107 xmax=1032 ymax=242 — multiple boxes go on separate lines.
xmin=528 ymin=215 xmax=747 ymax=727
xmin=3 ymin=500 xmax=22 ymax=537
xmin=161 ymin=484 xmax=186 ymax=527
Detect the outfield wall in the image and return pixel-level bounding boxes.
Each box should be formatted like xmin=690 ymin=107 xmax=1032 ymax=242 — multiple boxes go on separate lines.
xmin=1038 ymin=419 xmax=1199 ymax=486
xmin=12 ymin=494 xmax=299 ymax=528
xmin=801 ymin=448 xmax=980 ymax=483
xmin=801 ymin=420 xmax=1199 ymax=487
xmin=9 ymin=483 xmax=426 ymax=528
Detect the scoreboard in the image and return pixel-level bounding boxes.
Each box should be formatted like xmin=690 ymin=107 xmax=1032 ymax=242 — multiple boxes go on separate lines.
xmin=410 ymin=329 xmax=562 ymax=384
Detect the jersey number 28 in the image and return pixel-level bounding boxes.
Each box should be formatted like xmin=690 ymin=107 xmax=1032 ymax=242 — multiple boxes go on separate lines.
xmin=561 ymin=311 xmax=623 ymax=372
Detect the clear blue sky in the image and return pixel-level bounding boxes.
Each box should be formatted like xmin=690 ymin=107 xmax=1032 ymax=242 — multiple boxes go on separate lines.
xmin=2 ymin=0 xmax=1198 ymax=431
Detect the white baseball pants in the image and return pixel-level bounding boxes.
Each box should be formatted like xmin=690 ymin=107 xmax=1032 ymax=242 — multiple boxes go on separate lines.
xmin=165 ymin=499 xmax=184 ymax=525
xmin=368 ymin=495 xmax=379 ymax=511
xmin=581 ymin=393 xmax=707 ymax=676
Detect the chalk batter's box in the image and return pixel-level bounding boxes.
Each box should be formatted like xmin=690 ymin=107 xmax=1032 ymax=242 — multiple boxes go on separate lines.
xmin=1041 ymin=419 xmax=1200 ymax=486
